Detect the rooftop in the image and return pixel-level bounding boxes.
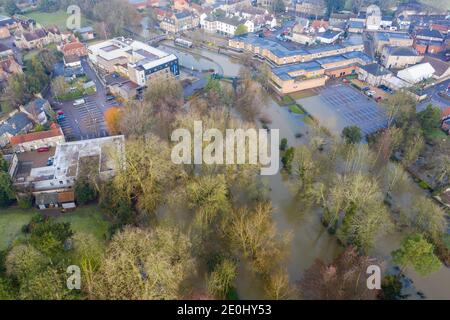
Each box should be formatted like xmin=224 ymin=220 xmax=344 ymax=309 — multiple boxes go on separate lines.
xmin=384 ymin=45 xmax=418 ymax=56
xmin=360 ymin=63 xmax=391 ymax=76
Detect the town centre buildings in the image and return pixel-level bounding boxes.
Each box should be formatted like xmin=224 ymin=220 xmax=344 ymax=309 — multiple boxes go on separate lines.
xmin=229 ymin=34 xmax=373 ymax=94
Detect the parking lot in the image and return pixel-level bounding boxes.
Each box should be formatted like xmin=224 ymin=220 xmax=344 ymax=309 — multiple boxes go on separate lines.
xmin=53 ymin=96 xmax=118 ymax=141
xmin=297 ymin=84 xmax=388 ymax=136
xmin=47 ymin=58 xmax=120 ymax=141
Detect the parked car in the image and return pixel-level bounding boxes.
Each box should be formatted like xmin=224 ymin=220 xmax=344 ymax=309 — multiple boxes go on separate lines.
xmin=106 ymin=95 xmax=115 ymax=101
xmin=362 ymin=86 xmax=370 ymax=92
xmin=47 ymin=157 xmax=55 ymax=166
xmin=57 ymin=110 xmax=64 ymax=116
xmin=366 ymin=90 xmax=376 ymax=97
xmin=377 ymin=84 xmax=393 ymax=94
xmin=37 ymin=147 xmax=50 ymax=153
xmin=73 ymin=98 xmax=85 ymax=106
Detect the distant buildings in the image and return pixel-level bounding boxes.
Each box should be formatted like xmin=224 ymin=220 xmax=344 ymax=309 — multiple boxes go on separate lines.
xmin=88 ymin=37 xmax=179 ymax=87
xmin=294 ymin=0 xmax=327 ymax=18
xmin=381 ymin=46 xmax=422 ymax=69
xmin=229 ymin=34 xmax=364 ymax=66
xmin=200 ymin=7 xmax=276 ymax=37
xmin=160 ymin=11 xmax=199 ymax=34
xmin=373 ymin=31 xmax=413 ymax=54
xmin=14 ymin=23 xmax=63 ymax=50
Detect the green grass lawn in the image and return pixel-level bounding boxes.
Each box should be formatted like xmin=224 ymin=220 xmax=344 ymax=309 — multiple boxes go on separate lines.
xmin=289 ymin=104 xmax=305 ymax=115
xmin=0 ymin=205 xmax=110 ymax=251
xmin=0 ymin=209 xmax=33 ymax=251
xmin=23 ymin=43 xmax=57 ymax=62
xmin=289 ymin=90 xmax=317 ymax=100
xmin=25 ymin=10 xmax=93 ymax=30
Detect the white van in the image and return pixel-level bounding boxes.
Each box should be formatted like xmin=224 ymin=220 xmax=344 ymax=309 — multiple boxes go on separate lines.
xmin=73 ymin=99 xmax=85 ymax=106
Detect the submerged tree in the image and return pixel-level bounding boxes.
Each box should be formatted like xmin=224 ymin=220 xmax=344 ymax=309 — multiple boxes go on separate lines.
xmin=299 ymin=247 xmax=378 ymax=300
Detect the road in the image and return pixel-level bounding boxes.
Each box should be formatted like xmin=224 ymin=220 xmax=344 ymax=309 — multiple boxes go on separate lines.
xmin=417 ymin=78 xmax=450 ymax=112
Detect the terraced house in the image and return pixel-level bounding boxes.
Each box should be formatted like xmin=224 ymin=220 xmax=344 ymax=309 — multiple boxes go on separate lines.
xmin=14 ymin=23 xmax=62 ymax=50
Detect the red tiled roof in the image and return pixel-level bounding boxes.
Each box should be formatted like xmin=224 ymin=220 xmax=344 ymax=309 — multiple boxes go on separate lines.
xmin=442 ymin=107 xmax=450 ymax=120
xmin=9 ymin=124 xmax=63 ymax=145
xmin=62 ymin=41 xmax=85 ymax=54
xmin=58 ymin=190 xmax=75 ymax=203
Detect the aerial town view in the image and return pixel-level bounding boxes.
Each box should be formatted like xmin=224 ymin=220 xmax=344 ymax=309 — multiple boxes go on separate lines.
xmin=0 ymin=0 xmax=450 ymax=307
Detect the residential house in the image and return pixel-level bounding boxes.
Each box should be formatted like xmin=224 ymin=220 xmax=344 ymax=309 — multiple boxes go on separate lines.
xmin=74 ymin=26 xmax=95 ymax=41
xmin=9 ymin=123 xmax=65 ymax=153
xmin=14 ymin=25 xmax=62 ymax=50
xmin=64 ymin=54 xmax=82 ymax=68
xmin=316 ymin=30 xmax=342 ymax=44
xmin=0 ymin=43 xmax=13 ymax=58
xmin=415 ymin=28 xmax=445 ymax=42
xmin=397 ymin=62 xmax=435 ymax=84
xmin=357 ymin=63 xmax=392 ymax=86
xmin=216 ymin=16 xmax=244 ymax=37
xmin=422 ymin=56 xmax=450 ymax=82
xmin=381 ymin=46 xmax=423 ymax=69
xmin=348 ymin=21 xmax=365 ymax=33
xmin=373 ymin=31 xmax=413 ymax=54
xmin=294 ymin=0 xmax=327 ymax=18
xmin=60 ymin=40 xmax=88 ymax=57
xmin=413 ymin=28 xmax=445 ymax=54
xmin=0 ymin=112 xmax=33 ymax=147
xmin=0 ymin=26 xmax=10 ymax=39
xmin=0 ymin=15 xmax=17 ymax=30
xmin=20 ymin=98 xmax=52 ymax=126
xmin=160 ymin=11 xmax=196 ymax=34
xmin=0 ymin=55 xmax=22 ymax=86
xmin=173 ymin=0 xmax=190 ymax=11
xmin=330 ymin=12 xmax=356 ymax=29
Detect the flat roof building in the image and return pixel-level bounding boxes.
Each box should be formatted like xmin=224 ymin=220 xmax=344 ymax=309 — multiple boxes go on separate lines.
xmin=88 ymin=37 xmax=179 ymax=86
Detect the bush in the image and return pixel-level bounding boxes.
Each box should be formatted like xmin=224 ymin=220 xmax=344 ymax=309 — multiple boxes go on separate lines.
xmin=74 ymin=178 xmax=98 ymax=205
xmin=281 ymin=95 xmax=294 ymax=106
xmin=17 ymin=194 xmax=33 ymax=209
xmin=280 ymin=138 xmax=288 ymax=151
xmin=418 ymin=180 xmax=431 ymax=190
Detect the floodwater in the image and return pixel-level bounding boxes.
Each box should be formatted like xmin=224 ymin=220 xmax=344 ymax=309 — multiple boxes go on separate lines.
xmin=159 ymin=42 xmax=241 ymax=77
xmin=158 ymin=43 xmax=450 ymax=299
xmin=257 ymin=95 xmax=450 ymax=300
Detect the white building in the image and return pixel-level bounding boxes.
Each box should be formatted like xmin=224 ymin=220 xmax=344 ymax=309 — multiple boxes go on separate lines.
xmin=88 ymin=37 xmax=179 ymax=86
xmin=397 ymin=62 xmax=436 ymax=84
